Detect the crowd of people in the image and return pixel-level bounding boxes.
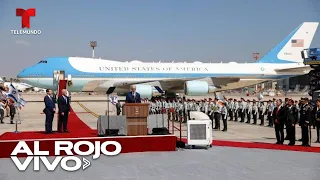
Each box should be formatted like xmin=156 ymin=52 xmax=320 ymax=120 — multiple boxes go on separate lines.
xmin=0 ymin=85 xmax=16 ymax=124
xmin=116 ymin=96 xmax=320 ymax=147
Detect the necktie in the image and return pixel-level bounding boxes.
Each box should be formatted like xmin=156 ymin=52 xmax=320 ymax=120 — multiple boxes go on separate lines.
xmin=276 ymin=107 xmax=279 ymax=115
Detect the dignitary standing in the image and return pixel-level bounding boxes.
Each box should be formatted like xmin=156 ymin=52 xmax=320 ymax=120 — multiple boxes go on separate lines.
xmin=125 ymin=85 xmax=141 ymax=103
xmin=58 ymin=89 xmax=70 ymax=133
xmin=285 ymin=99 xmax=298 ymax=145
xmin=44 ymin=89 xmax=56 ymax=134
xmin=272 ymin=99 xmax=286 ymax=144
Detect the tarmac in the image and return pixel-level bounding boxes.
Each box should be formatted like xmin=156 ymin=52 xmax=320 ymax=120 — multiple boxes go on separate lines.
xmin=0 ymin=93 xmax=319 ymax=147
xmin=0 ymin=93 xmax=319 ymax=179
xmin=0 ymin=147 xmax=319 ymax=180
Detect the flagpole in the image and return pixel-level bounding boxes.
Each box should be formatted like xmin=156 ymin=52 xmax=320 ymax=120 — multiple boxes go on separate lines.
xmin=14 ymin=106 xmax=21 ymax=133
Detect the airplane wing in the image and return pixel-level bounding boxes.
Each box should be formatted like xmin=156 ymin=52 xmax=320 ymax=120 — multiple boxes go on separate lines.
xmin=83 ymin=74 xmax=267 ymax=93
xmin=274 ymin=66 xmax=312 ymax=75
xmin=93 ymin=77 xmax=243 ymax=92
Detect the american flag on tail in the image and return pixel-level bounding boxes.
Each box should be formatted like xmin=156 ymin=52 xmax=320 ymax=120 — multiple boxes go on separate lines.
xmin=291 ymin=39 xmax=304 ymax=47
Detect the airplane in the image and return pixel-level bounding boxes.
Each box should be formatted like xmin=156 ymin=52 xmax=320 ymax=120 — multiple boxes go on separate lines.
xmin=17 ymin=22 xmax=319 ymax=99
xmin=0 ymin=79 xmax=33 ymax=92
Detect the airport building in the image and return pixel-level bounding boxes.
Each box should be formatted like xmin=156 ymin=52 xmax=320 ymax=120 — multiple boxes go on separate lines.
xmin=276 ymin=74 xmax=309 ymax=91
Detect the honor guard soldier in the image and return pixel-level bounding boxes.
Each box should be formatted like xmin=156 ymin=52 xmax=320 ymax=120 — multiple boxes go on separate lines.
xmin=182 ymin=97 xmax=188 ymax=123
xmin=295 ymin=100 xmax=300 ymax=123
xmin=221 ymin=102 xmax=228 ymax=131
xmin=175 ymin=99 xmax=180 ymax=121
xmin=204 ymin=99 xmax=209 ymax=115
xmin=213 ymin=99 xmax=222 ymax=130
xmin=240 ymin=98 xmax=246 ymax=122
xmin=299 ymin=97 xmax=312 ymax=147
xmin=168 ymin=99 xmax=174 ymax=121
xmin=252 ymin=100 xmax=259 ymax=124
xmin=186 ymin=99 xmax=191 ymax=120
xmin=161 ymin=98 xmax=167 ymax=114
xmin=246 ymin=100 xmax=252 ymax=124
xmin=267 ymin=100 xmax=274 ymax=127
xmin=207 ymin=98 xmax=213 ymax=117
xmin=157 ymin=99 xmax=162 ymax=114
xmin=228 ymin=98 xmax=234 ymax=121
xmin=196 ymin=101 xmax=200 ymax=111
xmin=150 ymin=99 xmax=156 ymax=114
xmin=233 ymin=99 xmax=239 ymax=121
xmin=259 ymin=102 xmax=266 ymax=126
xmin=286 ymin=99 xmax=298 ymax=145
xmin=200 ymin=100 xmax=205 ymax=113
xmin=178 ymin=99 xmax=184 ymax=122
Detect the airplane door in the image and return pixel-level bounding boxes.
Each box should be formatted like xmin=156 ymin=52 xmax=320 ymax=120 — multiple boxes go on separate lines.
xmin=53 ymin=70 xmax=65 ymax=91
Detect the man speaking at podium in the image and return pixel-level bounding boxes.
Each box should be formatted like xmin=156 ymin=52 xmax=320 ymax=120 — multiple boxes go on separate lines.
xmin=125 ymin=85 xmax=141 ymax=103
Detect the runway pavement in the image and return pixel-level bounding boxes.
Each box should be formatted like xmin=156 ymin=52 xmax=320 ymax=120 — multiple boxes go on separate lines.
xmin=1 ymin=94 xmax=319 ymax=147
xmin=0 ymin=147 xmax=319 ymax=180
xmin=0 ymin=94 xmax=319 ymax=179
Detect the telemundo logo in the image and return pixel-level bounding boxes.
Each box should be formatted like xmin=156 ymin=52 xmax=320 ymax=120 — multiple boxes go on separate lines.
xmin=10 ymin=29 xmax=41 ymax=35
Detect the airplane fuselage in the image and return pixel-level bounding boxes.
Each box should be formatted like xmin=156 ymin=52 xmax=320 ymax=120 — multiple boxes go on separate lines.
xmin=17 ymin=57 xmax=308 ymax=93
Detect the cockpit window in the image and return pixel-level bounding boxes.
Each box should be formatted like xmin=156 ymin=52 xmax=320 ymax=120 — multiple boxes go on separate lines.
xmin=38 ymin=60 xmax=48 ymax=63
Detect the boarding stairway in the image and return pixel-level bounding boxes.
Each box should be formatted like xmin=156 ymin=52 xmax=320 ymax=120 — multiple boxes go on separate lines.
xmin=302 ymin=48 xmax=320 ymax=99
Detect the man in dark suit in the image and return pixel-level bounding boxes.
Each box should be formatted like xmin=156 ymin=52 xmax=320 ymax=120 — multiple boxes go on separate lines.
xmin=272 ymin=99 xmax=286 ymax=144
xmin=299 ymin=97 xmax=312 ymax=147
xmin=125 ymin=85 xmax=141 ymax=103
xmin=285 ymin=99 xmax=298 ymax=145
xmin=58 ymin=89 xmax=70 ymax=132
xmin=44 ymin=89 xmax=55 ymax=134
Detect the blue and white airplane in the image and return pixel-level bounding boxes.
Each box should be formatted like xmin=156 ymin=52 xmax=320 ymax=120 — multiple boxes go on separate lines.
xmin=17 ymin=22 xmax=319 ymax=98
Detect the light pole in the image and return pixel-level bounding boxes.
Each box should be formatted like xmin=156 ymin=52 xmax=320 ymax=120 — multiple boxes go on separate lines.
xmin=252 ymin=53 xmax=261 ymax=91
xmin=90 ymin=41 xmax=97 ymax=58
xmin=252 ymin=52 xmax=260 ymax=61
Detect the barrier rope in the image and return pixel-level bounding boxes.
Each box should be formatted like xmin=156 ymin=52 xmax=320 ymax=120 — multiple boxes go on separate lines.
xmin=76 ymin=101 xmax=99 ymax=118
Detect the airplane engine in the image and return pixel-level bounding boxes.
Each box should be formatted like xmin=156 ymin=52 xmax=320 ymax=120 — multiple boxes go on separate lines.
xmin=184 ymin=81 xmax=216 ymax=96
xmin=135 ymin=85 xmax=153 ymax=99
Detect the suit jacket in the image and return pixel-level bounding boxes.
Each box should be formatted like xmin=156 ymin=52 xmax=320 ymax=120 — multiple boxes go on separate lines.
xmin=125 ymin=92 xmax=141 ymax=103
xmin=286 ymin=106 xmax=298 ymax=125
xmin=272 ymin=106 xmax=286 ymax=125
xmin=44 ymin=95 xmax=55 ymax=114
xmin=58 ymin=95 xmax=70 ymax=113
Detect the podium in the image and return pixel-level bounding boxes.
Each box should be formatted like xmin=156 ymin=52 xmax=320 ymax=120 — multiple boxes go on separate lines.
xmin=124 ymin=103 xmax=149 ymax=136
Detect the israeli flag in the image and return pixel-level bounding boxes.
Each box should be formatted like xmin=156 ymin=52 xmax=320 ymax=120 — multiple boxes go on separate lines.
xmin=7 ymin=84 xmax=19 ymax=102
xmin=17 ymin=98 xmax=27 ymax=107
xmin=110 ymin=95 xmax=118 ymax=105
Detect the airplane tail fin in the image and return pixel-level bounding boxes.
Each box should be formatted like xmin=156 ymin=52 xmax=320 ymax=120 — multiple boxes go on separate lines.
xmin=257 ymin=22 xmax=319 ymax=63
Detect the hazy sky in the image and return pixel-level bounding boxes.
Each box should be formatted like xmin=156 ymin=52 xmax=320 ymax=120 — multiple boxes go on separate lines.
xmin=0 ymin=0 xmax=320 ymax=77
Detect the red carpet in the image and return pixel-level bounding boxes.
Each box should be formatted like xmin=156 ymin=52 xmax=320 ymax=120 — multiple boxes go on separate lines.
xmin=0 ymin=108 xmax=96 ymax=140
xmin=179 ymin=138 xmax=320 ymax=153
xmin=0 ymin=107 xmax=177 ymax=158
xmin=1 ymin=107 xmax=319 ymax=155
